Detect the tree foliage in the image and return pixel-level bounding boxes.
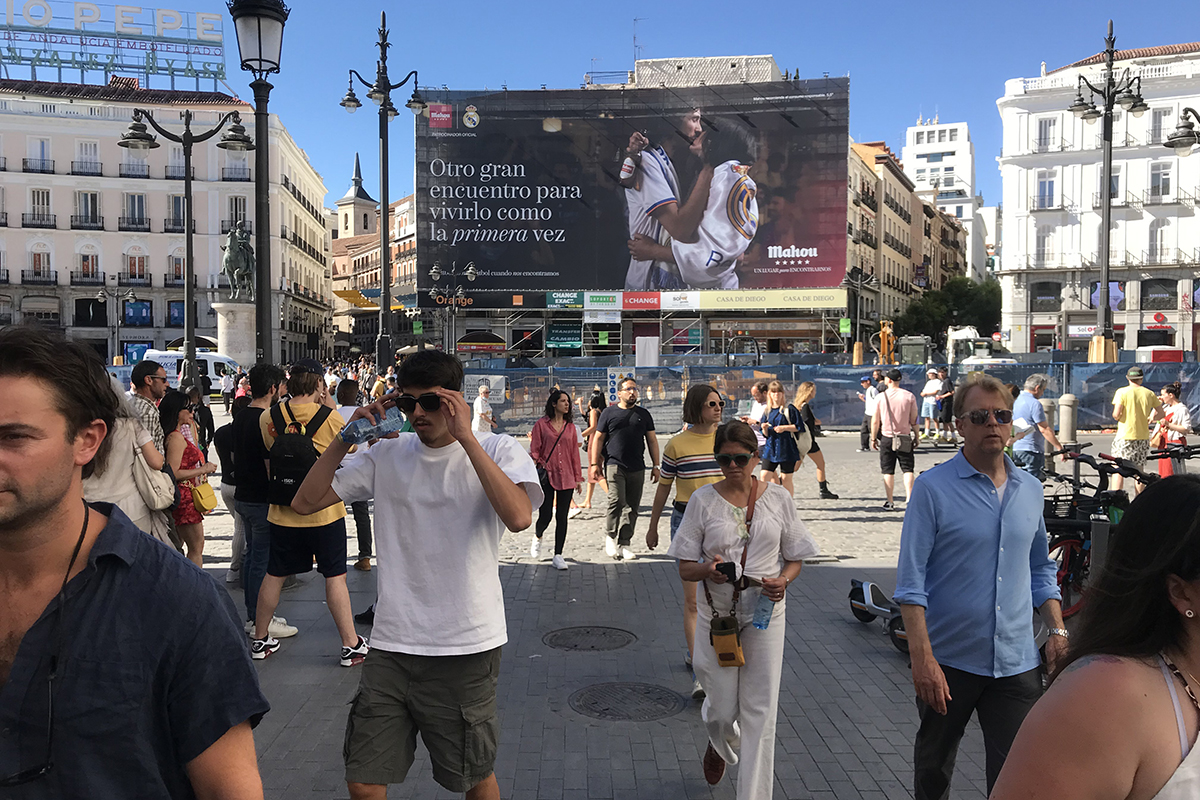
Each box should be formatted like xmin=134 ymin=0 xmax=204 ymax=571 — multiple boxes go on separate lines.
xmin=893 ymin=278 xmax=1001 ymax=345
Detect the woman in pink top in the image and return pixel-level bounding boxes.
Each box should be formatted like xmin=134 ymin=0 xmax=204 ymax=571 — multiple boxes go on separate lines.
xmin=530 ymin=389 xmax=583 ymax=570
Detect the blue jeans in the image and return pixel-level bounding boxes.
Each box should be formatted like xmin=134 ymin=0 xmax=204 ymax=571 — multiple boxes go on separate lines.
xmin=236 ymin=500 xmax=271 ymax=623
xmin=1011 ymin=451 xmax=1045 ymax=482
xmin=669 ymin=507 xmax=684 ymax=540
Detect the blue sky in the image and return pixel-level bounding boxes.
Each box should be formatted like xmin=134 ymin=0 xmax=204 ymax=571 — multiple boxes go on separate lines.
xmin=224 ymin=0 xmax=1200 ymax=210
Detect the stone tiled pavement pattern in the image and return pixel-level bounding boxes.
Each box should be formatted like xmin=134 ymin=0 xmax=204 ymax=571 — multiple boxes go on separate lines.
xmin=198 ymin=402 xmax=1113 ymax=799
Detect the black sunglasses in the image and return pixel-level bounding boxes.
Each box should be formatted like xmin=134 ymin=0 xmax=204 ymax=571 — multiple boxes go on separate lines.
xmin=707 ymin=400 xmax=726 ymax=408
xmin=714 ymin=452 xmax=754 ymax=468
xmin=959 ymin=408 xmax=1013 ymax=426
xmin=394 ymin=393 xmax=442 ymax=415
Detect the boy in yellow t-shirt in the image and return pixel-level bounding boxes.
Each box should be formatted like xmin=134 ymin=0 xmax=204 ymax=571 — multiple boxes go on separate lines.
xmin=1111 ymin=366 xmax=1163 ymax=494
xmin=251 ymin=359 xmax=367 ymax=666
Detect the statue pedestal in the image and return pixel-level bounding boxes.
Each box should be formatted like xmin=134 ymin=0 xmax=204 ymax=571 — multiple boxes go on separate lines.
xmin=213 ymin=302 xmax=257 ymax=368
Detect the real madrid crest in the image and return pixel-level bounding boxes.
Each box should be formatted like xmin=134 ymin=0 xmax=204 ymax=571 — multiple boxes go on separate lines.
xmin=463 ymin=105 xmax=480 ymax=128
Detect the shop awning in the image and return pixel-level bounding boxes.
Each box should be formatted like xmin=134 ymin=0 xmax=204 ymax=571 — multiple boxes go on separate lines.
xmin=334 ymin=288 xmax=418 ymax=311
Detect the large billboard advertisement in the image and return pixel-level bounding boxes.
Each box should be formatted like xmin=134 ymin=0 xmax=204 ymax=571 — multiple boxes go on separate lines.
xmin=415 ymin=79 xmax=849 ymax=309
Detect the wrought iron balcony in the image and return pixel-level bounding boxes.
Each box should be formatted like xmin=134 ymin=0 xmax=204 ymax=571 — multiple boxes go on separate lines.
xmin=22 ymin=158 xmax=54 ymax=173
xmin=21 ymin=269 xmax=57 ymax=285
xmin=70 ymin=214 xmax=104 ymax=230
xmin=221 ymin=166 xmax=251 ymax=182
xmin=163 ymin=218 xmax=193 ymax=233
xmin=22 ymin=213 xmax=56 ymax=228
xmin=118 ymin=216 xmax=151 ymax=232
xmin=118 ymin=271 xmax=152 ymax=287
xmin=164 ymin=165 xmax=194 ymax=180
xmin=71 ymin=160 xmax=103 ymax=176
xmin=70 ymin=270 xmax=105 ymax=286
xmin=221 ymin=219 xmax=253 ymax=234
xmin=119 ymin=162 xmax=150 ymax=179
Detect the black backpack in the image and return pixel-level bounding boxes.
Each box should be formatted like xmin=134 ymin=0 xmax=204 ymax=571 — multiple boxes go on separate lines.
xmin=267 ymin=402 xmax=333 ymax=506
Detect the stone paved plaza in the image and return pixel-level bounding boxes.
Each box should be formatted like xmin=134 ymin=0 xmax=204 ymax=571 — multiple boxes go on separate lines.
xmin=195 ymin=403 xmax=1111 ymax=799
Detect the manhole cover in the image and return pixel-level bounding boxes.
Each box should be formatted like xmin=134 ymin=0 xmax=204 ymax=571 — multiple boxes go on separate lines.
xmin=542 ymin=626 xmax=637 ymax=652
xmin=568 ymin=683 xmax=688 ymax=721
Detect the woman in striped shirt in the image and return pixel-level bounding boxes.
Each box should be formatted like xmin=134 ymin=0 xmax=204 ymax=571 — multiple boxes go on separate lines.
xmin=647 ymin=383 xmax=726 ymax=699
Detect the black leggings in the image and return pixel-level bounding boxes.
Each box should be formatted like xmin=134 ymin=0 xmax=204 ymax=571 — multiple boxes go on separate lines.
xmin=535 ymin=487 xmax=573 ymax=555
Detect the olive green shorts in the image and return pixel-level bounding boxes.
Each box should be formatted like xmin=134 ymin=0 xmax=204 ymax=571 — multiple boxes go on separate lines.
xmin=343 ymin=647 xmax=501 ymax=792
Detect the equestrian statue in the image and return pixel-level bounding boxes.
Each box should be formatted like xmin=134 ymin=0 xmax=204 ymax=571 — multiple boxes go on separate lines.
xmin=220 ymin=221 xmax=256 ymax=301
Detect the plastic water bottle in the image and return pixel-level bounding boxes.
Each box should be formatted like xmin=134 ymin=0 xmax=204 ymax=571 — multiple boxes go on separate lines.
xmin=339 ymin=406 xmax=408 ymax=445
xmin=752 ymin=590 xmax=775 ymax=630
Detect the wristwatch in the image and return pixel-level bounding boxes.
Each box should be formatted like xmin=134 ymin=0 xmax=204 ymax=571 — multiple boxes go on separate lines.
xmin=1049 ymin=628 xmax=1070 ymax=639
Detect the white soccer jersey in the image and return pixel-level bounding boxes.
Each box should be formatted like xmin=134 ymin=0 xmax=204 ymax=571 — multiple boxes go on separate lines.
xmin=670 ymin=161 xmax=758 ymax=289
xmin=624 ymin=145 xmax=682 ymax=291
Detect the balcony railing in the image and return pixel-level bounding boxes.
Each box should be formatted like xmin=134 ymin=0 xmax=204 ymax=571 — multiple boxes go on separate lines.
xmin=22 ymin=213 xmax=56 ymax=228
xmin=1142 ymin=249 xmax=1194 ymax=267
xmin=71 ymin=160 xmax=103 ymax=176
xmin=1092 ymin=191 xmax=1134 ymax=209
xmin=119 ymin=162 xmax=149 ymax=178
xmin=1143 ymin=187 xmax=1195 ymax=207
xmin=163 ymin=218 xmax=193 ymax=233
xmin=118 ymin=216 xmax=151 ymax=232
xmin=0 ymin=212 xmax=7 ymax=227
xmin=1029 ymin=194 xmax=1069 ymax=211
xmin=221 ymin=166 xmax=251 ymax=181
xmin=163 ymin=274 xmax=194 ymax=287
xmin=164 ymin=165 xmax=194 ymax=180
xmin=22 ymin=158 xmax=54 ymax=173
xmin=1093 ymin=132 xmax=1141 ymax=149
xmin=118 ymin=271 xmax=152 ymax=287
xmin=22 ymin=269 xmax=58 ymax=285
xmin=70 ymin=270 xmax=105 ymax=286
xmin=1084 ymin=251 xmax=1140 ymax=268
xmin=860 ymin=193 xmax=878 ymax=212
xmin=70 ymin=214 xmax=104 ymax=230
xmin=221 ymin=219 xmax=253 ymax=234
xmin=1031 ymin=136 xmax=1071 ymax=153
xmin=0 ymin=269 xmax=8 ymax=284
xmin=0 ymin=156 xmax=6 ymax=170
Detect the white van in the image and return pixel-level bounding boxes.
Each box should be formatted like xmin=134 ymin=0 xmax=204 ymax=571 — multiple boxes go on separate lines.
xmin=141 ymin=349 xmax=243 ymax=391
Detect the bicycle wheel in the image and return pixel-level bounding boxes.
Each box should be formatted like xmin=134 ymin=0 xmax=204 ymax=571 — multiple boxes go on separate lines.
xmin=1049 ymin=537 xmax=1087 ymax=618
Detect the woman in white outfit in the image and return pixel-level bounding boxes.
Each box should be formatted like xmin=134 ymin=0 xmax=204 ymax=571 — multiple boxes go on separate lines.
xmin=668 ymin=419 xmax=818 ymax=796
xmin=83 ymin=377 xmax=169 ymax=543
xmin=991 ymin=474 xmax=1200 ymax=800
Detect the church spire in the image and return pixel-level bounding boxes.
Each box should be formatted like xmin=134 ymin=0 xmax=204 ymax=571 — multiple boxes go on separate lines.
xmin=339 ymin=151 xmax=375 ymax=204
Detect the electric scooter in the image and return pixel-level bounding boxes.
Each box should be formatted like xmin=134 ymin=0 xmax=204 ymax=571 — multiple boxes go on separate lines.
xmin=849 ymin=579 xmax=908 ymax=653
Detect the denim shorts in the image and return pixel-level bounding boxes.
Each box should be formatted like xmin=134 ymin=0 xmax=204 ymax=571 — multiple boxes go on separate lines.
xmin=669 ymin=506 xmax=684 ymax=541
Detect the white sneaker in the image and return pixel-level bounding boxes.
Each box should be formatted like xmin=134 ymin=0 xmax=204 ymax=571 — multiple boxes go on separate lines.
xmin=620 ymin=547 xmax=637 ymax=561
xmin=530 ymin=536 xmax=542 ymax=560
xmin=225 ymin=568 xmax=241 ymax=583
xmin=268 ymin=616 xmax=298 ymax=639
xmin=691 ymin=679 xmax=706 ymax=699
xmin=605 ymin=537 xmax=618 ymax=558
xmin=552 ymin=554 xmax=568 ymax=570
xmin=567 ymin=507 xmax=583 ymax=519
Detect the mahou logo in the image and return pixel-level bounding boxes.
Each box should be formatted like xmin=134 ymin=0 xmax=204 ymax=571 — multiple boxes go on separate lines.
xmin=767 ymin=245 xmax=819 ymax=258
xmin=429 ymin=104 xmax=452 ymax=129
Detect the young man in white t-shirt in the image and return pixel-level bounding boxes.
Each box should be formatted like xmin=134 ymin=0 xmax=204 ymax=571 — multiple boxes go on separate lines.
xmin=292 ymin=350 xmax=541 ymax=800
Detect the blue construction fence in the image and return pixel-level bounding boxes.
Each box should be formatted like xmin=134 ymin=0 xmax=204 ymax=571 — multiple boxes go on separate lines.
xmin=467 ymin=363 xmax=1200 ymax=436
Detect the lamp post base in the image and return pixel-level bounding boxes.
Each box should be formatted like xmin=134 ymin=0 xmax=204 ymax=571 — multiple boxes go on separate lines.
xmin=1088 ymin=335 xmax=1117 ymax=363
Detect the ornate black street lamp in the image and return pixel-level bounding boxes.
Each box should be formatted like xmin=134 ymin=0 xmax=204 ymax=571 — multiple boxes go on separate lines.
xmin=428 ymin=258 xmax=477 ymax=353
xmin=341 ymin=11 xmax=426 ymax=371
xmin=118 ymin=110 xmax=253 ymax=388
xmin=1068 ymin=20 xmax=1148 ymax=360
xmin=228 ymin=0 xmax=290 ymax=366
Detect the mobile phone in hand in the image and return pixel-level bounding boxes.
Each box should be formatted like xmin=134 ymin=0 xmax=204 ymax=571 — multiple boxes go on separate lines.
xmin=715 ymin=562 xmax=738 ymax=583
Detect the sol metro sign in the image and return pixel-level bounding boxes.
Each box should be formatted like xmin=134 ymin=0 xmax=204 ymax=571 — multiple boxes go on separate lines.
xmin=0 ymin=2 xmax=225 ymax=85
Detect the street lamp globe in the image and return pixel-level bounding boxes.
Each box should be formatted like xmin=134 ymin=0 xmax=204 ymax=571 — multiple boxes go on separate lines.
xmin=406 ymin=89 xmax=427 ymax=115
xmin=1068 ymin=91 xmax=1093 ymax=119
xmin=117 ymin=118 xmax=159 ymax=149
xmin=216 ymin=119 xmax=255 ymax=151
xmin=366 ymin=82 xmax=387 ymax=105
xmin=1165 ymin=116 xmax=1199 ymax=157
xmin=227 ymin=0 xmax=290 ymax=77
xmin=1115 ymin=87 xmax=1137 ymax=111
xmin=1128 ymin=96 xmax=1149 ymax=118
xmin=429 ymin=263 xmax=442 ymax=282
xmin=1081 ymin=105 xmax=1103 ymax=125
xmin=340 ymin=80 xmax=362 ymax=113
xmin=465 ymin=262 xmax=478 ymax=281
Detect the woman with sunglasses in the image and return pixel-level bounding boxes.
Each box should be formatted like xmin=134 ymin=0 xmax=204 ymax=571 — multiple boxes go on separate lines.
xmin=758 ymin=380 xmax=802 ymax=493
xmin=990 ymin=475 xmax=1200 ymax=800
xmin=529 ymin=389 xmax=582 ymax=570
xmin=159 ymin=389 xmax=217 ymax=567
xmin=647 ymin=384 xmax=726 ymax=700
xmin=669 ymin=420 xmax=818 ymax=796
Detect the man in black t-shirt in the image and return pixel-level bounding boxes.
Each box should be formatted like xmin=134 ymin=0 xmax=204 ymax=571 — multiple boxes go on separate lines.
xmin=588 ymin=376 xmax=660 ymax=561
xmin=230 ymin=364 xmax=295 ymax=637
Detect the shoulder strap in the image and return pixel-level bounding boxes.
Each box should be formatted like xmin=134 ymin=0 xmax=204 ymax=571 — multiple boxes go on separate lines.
xmin=703 ymin=478 xmax=759 ymax=615
xmin=270 ymin=403 xmax=286 ymax=437
xmin=305 ymin=405 xmax=333 ymax=440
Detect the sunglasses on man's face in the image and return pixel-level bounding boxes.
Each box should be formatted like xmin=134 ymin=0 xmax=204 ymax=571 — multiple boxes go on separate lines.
xmin=959 ymin=408 xmax=1013 ymax=426
xmin=394 ymin=393 xmax=442 ymax=415
xmin=714 ymin=452 xmax=754 ymax=468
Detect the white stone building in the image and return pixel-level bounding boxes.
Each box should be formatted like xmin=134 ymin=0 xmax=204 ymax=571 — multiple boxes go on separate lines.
xmin=0 ymin=76 xmax=332 ymax=364
xmin=901 ymin=118 xmax=987 ymax=281
xmin=997 ymin=43 xmax=1200 ymax=353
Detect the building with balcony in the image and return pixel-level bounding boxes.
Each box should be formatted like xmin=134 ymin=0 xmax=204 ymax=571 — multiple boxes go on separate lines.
xmin=997 ymin=42 xmax=1200 ymax=353
xmin=852 ymin=141 xmax=922 ymax=320
xmin=0 ymin=76 xmax=332 ymax=364
xmin=901 ymin=118 xmax=987 ymax=281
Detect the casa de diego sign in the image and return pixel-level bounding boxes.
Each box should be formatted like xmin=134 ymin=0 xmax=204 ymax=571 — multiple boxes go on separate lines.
xmin=1 ymin=2 xmax=225 ymax=86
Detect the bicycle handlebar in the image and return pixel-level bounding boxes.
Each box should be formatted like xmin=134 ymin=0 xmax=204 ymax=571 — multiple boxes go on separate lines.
xmin=1096 ymin=452 xmax=1160 ymax=484
xmin=1048 ymin=443 xmax=1093 ymax=457
xmin=1147 ymin=444 xmax=1200 ymax=461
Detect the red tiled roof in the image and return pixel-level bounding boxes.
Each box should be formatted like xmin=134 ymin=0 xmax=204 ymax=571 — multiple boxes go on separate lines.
xmin=0 ymin=77 xmax=249 ymax=107
xmin=1050 ymin=42 xmax=1200 ymax=74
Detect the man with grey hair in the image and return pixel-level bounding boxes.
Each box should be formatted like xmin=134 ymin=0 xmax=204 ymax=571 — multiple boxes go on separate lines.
xmin=1010 ymin=373 xmax=1062 ymax=481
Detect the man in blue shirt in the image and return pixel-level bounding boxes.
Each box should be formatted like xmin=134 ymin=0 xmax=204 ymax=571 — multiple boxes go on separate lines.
xmin=0 ymin=328 xmax=269 ymax=798
xmin=1010 ymin=374 xmax=1062 ymax=482
xmin=895 ymin=372 xmax=1065 ymax=800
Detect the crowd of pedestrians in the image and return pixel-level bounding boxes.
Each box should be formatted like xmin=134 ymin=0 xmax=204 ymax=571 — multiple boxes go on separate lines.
xmin=12 ymin=320 xmax=1200 ymax=800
